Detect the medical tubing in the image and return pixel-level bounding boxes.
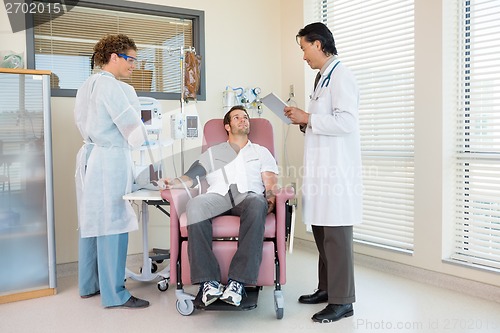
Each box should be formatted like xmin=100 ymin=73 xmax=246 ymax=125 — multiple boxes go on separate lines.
xmin=141 ymin=125 xmax=156 ymax=167
xmin=234 ymin=87 xmax=244 ymax=97
xmin=171 ymin=144 xmax=178 ymax=177
xmin=283 ymin=97 xmax=297 ymax=177
xmin=175 ymin=177 xmax=193 ymax=199
xmin=196 ymin=176 xmax=201 ymax=196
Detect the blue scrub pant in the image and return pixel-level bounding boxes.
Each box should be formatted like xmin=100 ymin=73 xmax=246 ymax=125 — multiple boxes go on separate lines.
xmin=78 ymin=232 xmax=131 ymax=307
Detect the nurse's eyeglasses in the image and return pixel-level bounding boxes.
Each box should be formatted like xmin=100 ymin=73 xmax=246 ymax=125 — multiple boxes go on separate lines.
xmin=117 ymin=53 xmax=138 ymax=65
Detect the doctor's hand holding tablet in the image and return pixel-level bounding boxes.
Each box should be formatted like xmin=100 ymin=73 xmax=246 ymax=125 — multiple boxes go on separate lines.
xmin=283 ymin=106 xmax=309 ymax=126
xmin=261 ymin=92 xmax=309 ymax=126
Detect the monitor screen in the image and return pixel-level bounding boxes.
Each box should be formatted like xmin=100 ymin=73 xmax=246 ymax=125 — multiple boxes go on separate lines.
xmin=141 ymin=110 xmax=152 ymax=125
xmin=187 ymin=115 xmax=197 ymax=129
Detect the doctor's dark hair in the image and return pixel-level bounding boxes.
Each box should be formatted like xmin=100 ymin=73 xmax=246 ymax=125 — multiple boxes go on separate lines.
xmin=223 ymin=105 xmax=250 ymax=135
xmin=92 ymin=34 xmax=137 ymax=68
xmin=297 ymin=22 xmax=337 ymax=56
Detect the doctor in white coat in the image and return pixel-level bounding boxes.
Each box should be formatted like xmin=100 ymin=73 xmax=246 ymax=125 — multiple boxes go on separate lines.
xmin=284 ymin=22 xmax=362 ymax=323
xmin=74 ymin=34 xmax=149 ymax=309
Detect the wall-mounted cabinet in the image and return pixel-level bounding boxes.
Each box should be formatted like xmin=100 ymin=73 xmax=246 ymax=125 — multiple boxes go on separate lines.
xmin=0 ymin=68 xmax=56 ymax=303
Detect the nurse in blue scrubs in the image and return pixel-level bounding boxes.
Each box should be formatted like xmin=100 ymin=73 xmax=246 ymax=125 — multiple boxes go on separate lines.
xmin=74 ymin=34 xmax=149 ymax=309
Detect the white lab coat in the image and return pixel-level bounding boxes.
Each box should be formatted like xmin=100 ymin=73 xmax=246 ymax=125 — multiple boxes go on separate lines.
xmin=75 ymin=71 xmax=146 ymax=238
xmin=302 ymin=59 xmax=363 ymax=227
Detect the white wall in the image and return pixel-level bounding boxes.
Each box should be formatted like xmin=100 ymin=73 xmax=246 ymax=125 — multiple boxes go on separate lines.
xmin=278 ymin=0 xmax=309 ymax=243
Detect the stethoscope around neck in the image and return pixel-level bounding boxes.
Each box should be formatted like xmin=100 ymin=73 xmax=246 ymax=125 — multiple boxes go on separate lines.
xmin=310 ymin=60 xmax=340 ymax=100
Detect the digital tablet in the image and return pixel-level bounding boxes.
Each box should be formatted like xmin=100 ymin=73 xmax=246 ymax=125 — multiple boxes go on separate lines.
xmin=261 ymin=92 xmax=291 ymax=124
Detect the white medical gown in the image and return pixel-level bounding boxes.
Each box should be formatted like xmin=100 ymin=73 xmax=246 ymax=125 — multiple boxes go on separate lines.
xmin=74 ymin=71 xmax=146 ymax=237
xmin=302 ymin=60 xmax=363 ymax=227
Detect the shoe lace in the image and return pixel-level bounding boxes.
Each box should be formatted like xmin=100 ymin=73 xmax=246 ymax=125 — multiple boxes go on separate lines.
xmin=227 ymin=280 xmax=243 ymax=295
xmin=203 ymin=281 xmax=219 ymax=292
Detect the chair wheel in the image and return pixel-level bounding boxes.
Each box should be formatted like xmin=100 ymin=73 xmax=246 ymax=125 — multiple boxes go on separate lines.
xmin=157 ymin=279 xmax=169 ymax=292
xmin=276 ymin=307 xmax=284 ymax=319
xmin=176 ymin=299 xmax=194 ymax=316
xmin=274 ymin=290 xmax=284 ymax=319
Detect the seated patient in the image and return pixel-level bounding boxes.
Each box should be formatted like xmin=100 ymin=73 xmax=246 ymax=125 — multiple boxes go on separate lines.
xmin=163 ymin=105 xmax=279 ymax=306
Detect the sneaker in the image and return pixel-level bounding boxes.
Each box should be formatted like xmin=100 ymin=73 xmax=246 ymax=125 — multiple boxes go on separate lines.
xmin=201 ymin=281 xmax=224 ymax=306
xmin=107 ymin=296 xmax=149 ymax=309
xmin=220 ymin=280 xmax=244 ymax=306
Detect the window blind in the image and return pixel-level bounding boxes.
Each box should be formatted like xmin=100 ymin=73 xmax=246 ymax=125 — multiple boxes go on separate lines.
xmin=32 ymin=2 xmax=193 ymax=94
xmin=0 ymin=73 xmax=45 ymax=191
xmin=453 ymin=0 xmax=500 ymax=270
xmin=311 ymin=0 xmax=415 ymax=252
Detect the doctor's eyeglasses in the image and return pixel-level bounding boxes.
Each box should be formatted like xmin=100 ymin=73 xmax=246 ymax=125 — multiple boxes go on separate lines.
xmin=117 ymin=53 xmax=138 ymax=65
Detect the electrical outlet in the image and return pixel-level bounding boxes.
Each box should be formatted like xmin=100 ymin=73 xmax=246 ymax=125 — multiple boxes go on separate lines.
xmin=289 ymin=84 xmax=295 ymax=98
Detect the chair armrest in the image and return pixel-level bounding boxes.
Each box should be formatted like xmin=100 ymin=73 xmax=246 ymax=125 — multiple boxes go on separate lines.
xmin=275 ymin=186 xmax=296 ymax=205
xmin=161 ymin=187 xmax=198 ymax=285
xmin=275 ymin=186 xmax=295 ymax=234
xmin=160 ymin=188 xmax=198 ymax=222
xmin=274 ymin=186 xmax=295 ymax=284
xmin=274 ymin=186 xmax=295 ymax=235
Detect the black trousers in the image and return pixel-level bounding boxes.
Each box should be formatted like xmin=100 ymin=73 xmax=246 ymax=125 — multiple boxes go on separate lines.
xmin=186 ymin=190 xmax=267 ymax=285
xmin=312 ymin=225 xmax=356 ymax=304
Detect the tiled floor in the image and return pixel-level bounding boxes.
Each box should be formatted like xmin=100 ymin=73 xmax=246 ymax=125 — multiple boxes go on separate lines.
xmin=2 ymin=245 xmax=500 ymax=333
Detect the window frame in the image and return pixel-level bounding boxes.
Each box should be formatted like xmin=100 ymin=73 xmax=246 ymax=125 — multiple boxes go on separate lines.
xmin=25 ymin=0 xmax=206 ymax=101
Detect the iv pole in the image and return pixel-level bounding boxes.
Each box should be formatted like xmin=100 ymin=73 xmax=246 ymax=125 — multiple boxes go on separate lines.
xmin=180 ymin=46 xmax=185 ymax=174
xmin=175 ymin=45 xmax=196 ymax=174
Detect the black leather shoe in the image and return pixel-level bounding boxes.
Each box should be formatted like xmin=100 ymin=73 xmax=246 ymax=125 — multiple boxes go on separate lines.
xmin=108 ymin=296 xmax=150 ymax=309
xmin=312 ymin=304 xmax=354 ymax=323
xmin=298 ymin=290 xmax=328 ymax=304
xmin=81 ymin=290 xmax=100 ymax=299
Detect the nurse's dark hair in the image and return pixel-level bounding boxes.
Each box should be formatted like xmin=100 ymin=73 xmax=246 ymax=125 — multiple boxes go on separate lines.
xmin=223 ymin=105 xmax=250 ymax=135
xmin=92 ymin=34 xmax=137 ymax=68
xmin=296 ymin=22 xmax=337 ymax=56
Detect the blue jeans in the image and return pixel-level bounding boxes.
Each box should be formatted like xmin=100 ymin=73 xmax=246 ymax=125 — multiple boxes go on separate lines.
xmin=186 ymin=187 xmax=268 ymax=285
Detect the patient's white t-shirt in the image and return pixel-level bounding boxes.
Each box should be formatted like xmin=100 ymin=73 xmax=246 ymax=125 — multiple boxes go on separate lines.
xmin=198 ymin=140 xmax=278 ymax=195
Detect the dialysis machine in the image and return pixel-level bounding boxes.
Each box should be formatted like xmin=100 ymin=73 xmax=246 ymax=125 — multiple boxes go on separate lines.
xmin=133 ymin=96 xmax=169 ymax=191
xmin=127 ymin=97 xmax=170 ymax=291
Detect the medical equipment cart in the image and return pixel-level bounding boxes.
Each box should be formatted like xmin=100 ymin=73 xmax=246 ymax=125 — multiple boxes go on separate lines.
xmin=123 ymin=189 xmax=170 ymax=292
